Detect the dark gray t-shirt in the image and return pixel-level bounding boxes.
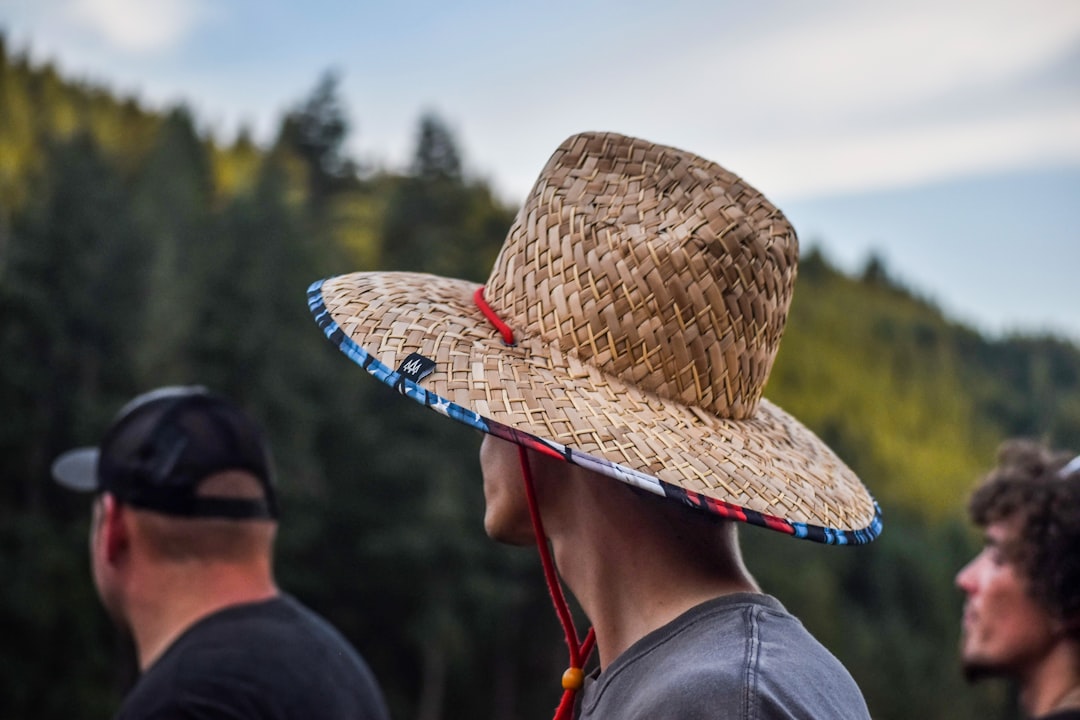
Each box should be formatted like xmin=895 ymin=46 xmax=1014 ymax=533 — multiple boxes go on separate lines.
xmin=578 ymin=593 xmax=871 ymax=719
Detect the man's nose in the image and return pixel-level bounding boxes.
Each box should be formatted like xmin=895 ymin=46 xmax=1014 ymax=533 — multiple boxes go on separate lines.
xmin=955 ymin=557 xmax=977 ymax=593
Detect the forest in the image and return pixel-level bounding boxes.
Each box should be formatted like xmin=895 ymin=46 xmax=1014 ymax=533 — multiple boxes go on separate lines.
xmin=1 ymin=37 xmax=1079 ymax=719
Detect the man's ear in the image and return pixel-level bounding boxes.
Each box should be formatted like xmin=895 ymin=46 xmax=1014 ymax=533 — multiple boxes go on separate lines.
xmin=100 ymin=494 xmax=130 ymax=564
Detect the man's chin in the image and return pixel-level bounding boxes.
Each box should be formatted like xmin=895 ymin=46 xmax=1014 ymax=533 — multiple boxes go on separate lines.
xmin=483 ymin=520 xmax=535 ymax=547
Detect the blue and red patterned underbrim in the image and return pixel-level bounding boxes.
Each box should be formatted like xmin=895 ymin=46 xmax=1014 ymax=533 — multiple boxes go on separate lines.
xmin=309 ymin=280 xmax=883 ymax=545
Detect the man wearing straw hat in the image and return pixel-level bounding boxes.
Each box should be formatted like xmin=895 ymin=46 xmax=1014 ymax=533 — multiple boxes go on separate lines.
xmin=308 ymin=131 xmax=880 ymax=718
xmin=956 ymin=440 xmax=1080 ymax=719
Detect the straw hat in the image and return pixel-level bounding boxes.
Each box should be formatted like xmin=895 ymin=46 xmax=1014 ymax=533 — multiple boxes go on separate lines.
xmin=308 ymin=131 xmax=881 ymax=544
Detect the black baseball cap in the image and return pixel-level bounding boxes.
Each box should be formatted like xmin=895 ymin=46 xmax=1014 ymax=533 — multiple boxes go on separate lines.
xmin=51 ymin=386 xmax=279 ymax=520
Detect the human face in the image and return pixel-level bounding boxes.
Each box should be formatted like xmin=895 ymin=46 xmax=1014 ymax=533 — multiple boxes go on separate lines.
xmin=478 ymin=435 xmax=535 ymax=546
xmin=955 ymin=519 xmax=1059 ymax=681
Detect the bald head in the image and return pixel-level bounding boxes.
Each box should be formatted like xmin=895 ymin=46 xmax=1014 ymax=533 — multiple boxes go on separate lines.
xmin=129 ymin=471 xmax=277 ymax=563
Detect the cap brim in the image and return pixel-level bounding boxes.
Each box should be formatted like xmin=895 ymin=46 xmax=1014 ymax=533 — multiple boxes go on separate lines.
xmin=309 ymin=273 xmax=882 ymax=545
xmin=52 ymin=448 xmax=101 ymax=492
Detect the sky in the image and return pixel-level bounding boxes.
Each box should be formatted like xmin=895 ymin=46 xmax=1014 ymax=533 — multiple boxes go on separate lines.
xmin=2 ymin=0 xmax=1078 ymax=342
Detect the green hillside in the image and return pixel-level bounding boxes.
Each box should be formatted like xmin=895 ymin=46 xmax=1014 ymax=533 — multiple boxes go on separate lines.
xmin=1 ymin=39 xmax=1076 ymax=720
xmin=769 ymin=250 xmax=1079 ymax=519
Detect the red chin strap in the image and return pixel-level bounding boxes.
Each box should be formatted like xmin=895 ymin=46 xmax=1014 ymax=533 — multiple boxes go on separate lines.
xmin=518 ymin=445 xmax=596 ymax=720
xmin=475 ymin=285 xmax=595 ymax=718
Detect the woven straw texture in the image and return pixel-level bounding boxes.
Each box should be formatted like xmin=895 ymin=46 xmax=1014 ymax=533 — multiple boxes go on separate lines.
xmin=315 ymin=131 xmax=878 ymax=534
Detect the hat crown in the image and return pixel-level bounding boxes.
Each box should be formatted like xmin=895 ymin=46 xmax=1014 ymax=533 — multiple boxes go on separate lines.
xmin=485 ymin=132 xmax=798 ymax=418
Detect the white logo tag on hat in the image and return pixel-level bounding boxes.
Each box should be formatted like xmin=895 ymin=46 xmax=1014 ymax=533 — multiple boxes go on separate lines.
xmin=397 ymin=352 xmax=436 ymax=384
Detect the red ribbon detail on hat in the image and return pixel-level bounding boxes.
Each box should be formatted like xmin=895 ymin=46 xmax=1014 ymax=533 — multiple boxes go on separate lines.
xmin=518 ymin=445 xmax=596 ymax=720
xmin=474 ymin=287 xmax=516 ymax=346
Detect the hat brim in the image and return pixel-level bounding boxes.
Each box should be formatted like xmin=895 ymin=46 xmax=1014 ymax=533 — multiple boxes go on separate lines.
xmin=52 ymin=448 xmax=100 ymax=492
xmin=309 ymin=272 xmax=881 ymax=544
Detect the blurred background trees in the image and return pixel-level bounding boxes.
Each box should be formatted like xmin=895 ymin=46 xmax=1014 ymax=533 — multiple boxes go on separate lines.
xmin=1 ymin=42 xmax=1077 ymax=720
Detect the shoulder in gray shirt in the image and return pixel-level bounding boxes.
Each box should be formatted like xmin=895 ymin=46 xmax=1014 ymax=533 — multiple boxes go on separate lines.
xmin=578 ymin=593 xmax=871 ymax=719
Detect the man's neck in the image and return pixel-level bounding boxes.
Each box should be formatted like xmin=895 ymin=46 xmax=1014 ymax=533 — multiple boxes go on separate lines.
xmin=126 ymin=561 xmax=278 ymax=670
xmin=1020 ymin=638 xmax=1080 ymax=717
xmin=545 ymin=481 xmax=758 ymax=668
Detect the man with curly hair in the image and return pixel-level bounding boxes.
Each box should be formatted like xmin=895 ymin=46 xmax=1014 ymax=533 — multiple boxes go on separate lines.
xmin=956 ymin=439 xmax=1080 ymax=719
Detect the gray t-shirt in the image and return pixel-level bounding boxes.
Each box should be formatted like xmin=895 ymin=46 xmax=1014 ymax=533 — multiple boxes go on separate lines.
xmin=578 ymin=593 xmax=871 ymax=719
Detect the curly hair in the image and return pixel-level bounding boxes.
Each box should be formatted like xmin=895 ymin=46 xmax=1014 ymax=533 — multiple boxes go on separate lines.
xmin=968 ymin=438 xmax=1080 ymax=634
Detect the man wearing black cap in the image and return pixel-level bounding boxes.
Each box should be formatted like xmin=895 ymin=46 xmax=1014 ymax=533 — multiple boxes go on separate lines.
xmin=53 ymin=386 xmax=390 ymax=720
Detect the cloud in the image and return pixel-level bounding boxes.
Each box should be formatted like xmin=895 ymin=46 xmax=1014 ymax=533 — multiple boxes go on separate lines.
xmin=6 ymin=0 xmax=1077 ymax=203
xmin=64 ymin=0 xmax=212 ymax=54
xmin=474 ymin=0 xmax=1080 ymax=201
xmin=711 ymin=2 xmax=1080 ymax=197
xmin=725 ymin=105 xmax=1080 ymax=199
xmin=713 ymin=0 xmax=1080 ymax=127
